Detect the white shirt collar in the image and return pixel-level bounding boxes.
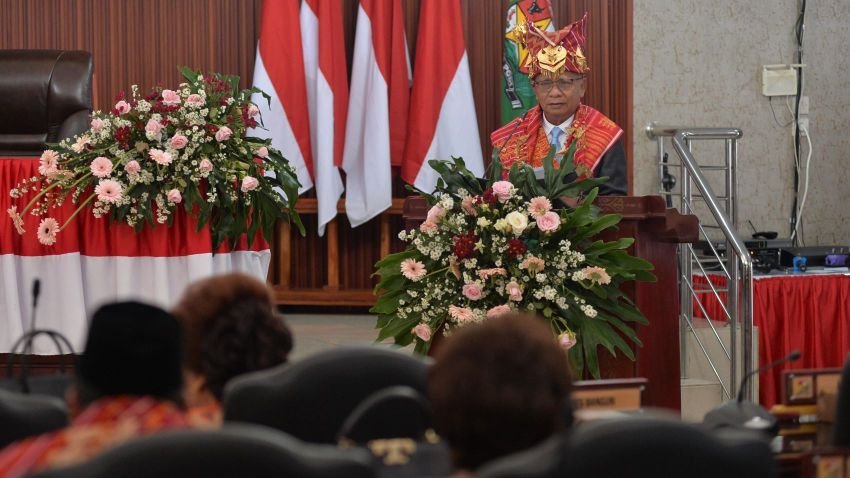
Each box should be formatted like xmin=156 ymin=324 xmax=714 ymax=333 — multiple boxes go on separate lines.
xmin=542 ymin=114 xmax=575 ymax=136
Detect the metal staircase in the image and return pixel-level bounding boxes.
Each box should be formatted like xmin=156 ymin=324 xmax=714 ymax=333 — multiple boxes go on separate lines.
xmin=646 ymin=124 xmax=755 ymax=403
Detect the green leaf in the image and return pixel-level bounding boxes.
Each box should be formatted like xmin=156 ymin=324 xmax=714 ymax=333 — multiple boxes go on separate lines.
xmin=376 ymin=314 xmax=419 ymax=342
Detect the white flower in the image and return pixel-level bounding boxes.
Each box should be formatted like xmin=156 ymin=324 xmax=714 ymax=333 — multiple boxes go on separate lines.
xmin=476 ymin=217 xmax=491 ymax=228
xmin=505 ymin=211 xmax=528 ymax=236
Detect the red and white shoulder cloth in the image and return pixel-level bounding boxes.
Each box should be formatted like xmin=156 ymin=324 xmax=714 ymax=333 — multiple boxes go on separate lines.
xmin=1 ymin=158 xmax=270 ymax=353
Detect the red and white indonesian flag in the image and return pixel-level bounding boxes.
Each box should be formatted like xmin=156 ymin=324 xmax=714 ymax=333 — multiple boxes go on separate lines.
xmin=343 ymin=0 xmax=410 ymax=227
xmin=301 ymin=0 xmax=348 ymax=235
xmin=249 ymin=0 xmax=314 ymax=196
xmin=401 ymin=0 xmax=484 ymax=192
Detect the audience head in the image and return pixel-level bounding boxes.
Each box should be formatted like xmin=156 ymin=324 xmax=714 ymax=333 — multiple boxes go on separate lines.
xmin=172 ymin=273 xmax=293 ymax=404
xmin=74 ymin=301 xmax=184 ymax=408
xmin=428 ymin=313 xmax=573 ymax=471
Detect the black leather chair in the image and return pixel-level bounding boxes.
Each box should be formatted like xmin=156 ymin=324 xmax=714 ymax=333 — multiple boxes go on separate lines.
xmin=0 ymin=50 xmax=93 ymax=156
xmin=833 ymin=353 xmax=850 ymax=446
xmin=223 ymin=346 xmax=429 ymax=444
xmin=29 ymin=424 xmax=376 ymax=478
xmin=339 ymin=386 xmax=453 ymax=478
xmin=0 ymin=388 xmax=69 ymax=448
xmin=478 ymin=416 xmax=777 ymax=478
xmin=339 ymin=385 xmax=433 ymax=444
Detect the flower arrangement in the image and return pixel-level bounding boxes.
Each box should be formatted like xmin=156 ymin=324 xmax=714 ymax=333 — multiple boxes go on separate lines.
xmin=371 ymin=148 xmax=655 ymax=377
xmin=7 ymin=67 xmax=303 ymax=248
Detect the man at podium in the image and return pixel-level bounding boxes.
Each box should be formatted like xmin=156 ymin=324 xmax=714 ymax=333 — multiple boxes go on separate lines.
xmin=490 ymin=13 xmax=626 ymax=196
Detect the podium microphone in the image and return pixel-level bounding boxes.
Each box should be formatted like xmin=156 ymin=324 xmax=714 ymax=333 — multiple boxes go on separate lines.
xmin=703 ymin=350 xmax=802 ymax=438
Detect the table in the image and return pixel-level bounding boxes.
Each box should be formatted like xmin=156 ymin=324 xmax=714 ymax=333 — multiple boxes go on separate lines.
xmin=1 ymin=157 xmax=271 ymax=354
xmin=693 ymin=272 xmax=850 ymax=408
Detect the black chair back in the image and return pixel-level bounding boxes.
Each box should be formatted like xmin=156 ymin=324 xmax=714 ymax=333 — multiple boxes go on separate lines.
xmin=0 ymin=50 xmax=93 ymax=156
xmin=478 ymin=416 xmax=777 ymax=478
xmin=339 ymin=385 xmax=432 ymax=443
xmin=0 ymin=388 xmax=68 ymax=448
xmin=223 ymin=346 xmax=428 ymax=444
xmin=29 ymin=424 xmax=376 ymax=478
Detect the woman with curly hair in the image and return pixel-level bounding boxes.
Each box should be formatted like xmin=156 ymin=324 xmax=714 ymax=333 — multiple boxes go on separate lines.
xmin=428 ymin=313 xmax=573 ymax=474
xmin=172 ymin=273 xmax=293 ymax=427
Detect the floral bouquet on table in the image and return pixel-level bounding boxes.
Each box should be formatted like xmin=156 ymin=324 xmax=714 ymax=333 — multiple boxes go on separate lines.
xmin=7 ymin=67 xmax=304 ymax=249
xmin=371 ymin=145 xmax=655 ymax=377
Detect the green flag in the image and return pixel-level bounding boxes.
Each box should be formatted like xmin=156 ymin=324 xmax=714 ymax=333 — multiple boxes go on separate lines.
xmin=501 ymin=0 xmax=555 ymax=125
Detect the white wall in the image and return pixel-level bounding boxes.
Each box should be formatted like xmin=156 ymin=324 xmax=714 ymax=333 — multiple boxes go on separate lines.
xmin=633 ymin=0 xmax=850 ymax=245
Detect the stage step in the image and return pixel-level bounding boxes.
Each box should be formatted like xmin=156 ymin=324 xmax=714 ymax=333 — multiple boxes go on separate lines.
xmin=681 ymin=378 xmax=723 ymax=422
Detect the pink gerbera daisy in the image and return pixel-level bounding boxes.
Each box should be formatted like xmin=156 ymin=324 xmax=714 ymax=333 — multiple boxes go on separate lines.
xmin=400 ymin=258 xmax=427 ymax=281
xmin=37 ymin=217 xmax=59 ymax=245
xmin=527 ymin=196 xmax=552 ymax=218
xmin=38 ymin=150 xmax=60 ymax=177
xmin=90 ymin=156 xmax=114 ymax=178
xmin=95 ymin=179 xmax=123 ymax=204
xmin=582 ymin=266 xmax=612 ymax=285
xmin=7 ymin=206 xmax=25 ymax=234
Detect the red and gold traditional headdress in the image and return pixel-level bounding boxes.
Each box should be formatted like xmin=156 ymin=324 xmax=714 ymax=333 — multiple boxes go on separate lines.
xmin=517 ymin=12 xmax=589 ymax=79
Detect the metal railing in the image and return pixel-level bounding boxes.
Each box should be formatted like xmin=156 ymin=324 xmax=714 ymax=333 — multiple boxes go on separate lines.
xmin=646 ymin=124 xmax=755 ymax=401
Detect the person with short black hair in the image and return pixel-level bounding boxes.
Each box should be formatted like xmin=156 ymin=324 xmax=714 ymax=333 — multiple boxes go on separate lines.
xmin=0 ymin=301 xmax=189 ymax=477
xmin=428 ymin=313 xmax=573 ymax=473
xmin=172 ymin=273 xmax=293 ymax=427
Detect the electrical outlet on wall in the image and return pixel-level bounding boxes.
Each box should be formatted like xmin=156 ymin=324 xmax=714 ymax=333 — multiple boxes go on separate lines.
xmin=792 ymin=117 xmax=809 ymax=137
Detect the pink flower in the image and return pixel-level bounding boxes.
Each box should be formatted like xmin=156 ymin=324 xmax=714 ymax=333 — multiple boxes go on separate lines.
xmin=505 ymin=280 xmax=523 ymax=301
xmin=462 ymin=282 xmax=483 ymax=301
xmin=124 ymin=160 xmax=141 ymax=175
xmin=581 ymin=266 xmax=612 ymax=285
xmin=477 ymin=268 xmax=506 ymax=280
xmin=215 ymin=126 xmax=233 ymax=142
xmin=558 ymin=331 xmax=577 ymax=350
xmin=419 ymin=221 xmax=437 ymax=234
xmin=461 ymin=196 xmax=477 ymax=216
xmin=161 ymin=89 xmax=181 ymax=106
xmin=185 ymin=94 xmax=204 ymax=107
xmin=114 ymin=100 xmax=131 ymax=115
xmin=170 ymin=134 xmax=188 ymax=150
xmin=247 ymin=104 xmax=260 ymax=117
xmin=425 ymin=205 xmax=445 ymax=224
xmin=90 ymin=117 xmax=105 ymax=132
xmin=255 ymin=146 xmax=269 ymax=158
xmin=412 ymin=323 xmax=432 ymax=341
xmin=37 ymin=218 xmax=59 ymax=246
xmin=38 ymin=150 xmax=60 ymax=177
xmin=520 ymin=256 xmax=545 ymax=273
xmin=448 ymin=305 xmax=476 ymax=324
xmin=486 ymin=304 xmax=512 ymax=318
xmin=241 ymin=176 xmax=259 ymax=193
xmin=167 ymin=188 xmax=182 ymax=203
xmin=198 ymin=159 xmax=213 ymax=173
xmin=95 ymin=179 xmax=123 ymax=204
xmin=7 ymin=206 xmax=25 ymax=234
xmin=400 ymin=258 xmax=427 ymax=281
xmin=89 ymin=156 xmax=113 ymax=178
xmin=491 ymin=181 xmax=513 ymax=202
xmin=536 ymin=211 xmax=561 ymax=233
xmin=149 ymin=148 xmax=173 ymax=165
xmin=527 ymin=196 xmax=552 ymax=218
xmin=145 ymin=118 xmax=163 ymax=135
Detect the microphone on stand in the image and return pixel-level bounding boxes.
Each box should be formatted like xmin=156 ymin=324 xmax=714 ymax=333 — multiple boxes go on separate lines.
xmin=31 ymin=278 xmax=41 ymax=331
xmin=703 ymin=350 xmax=802 ymax=438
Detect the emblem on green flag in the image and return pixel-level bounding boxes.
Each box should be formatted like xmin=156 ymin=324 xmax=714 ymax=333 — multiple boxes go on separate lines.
xmin=501 ymin=0 xmax=555 ymax=125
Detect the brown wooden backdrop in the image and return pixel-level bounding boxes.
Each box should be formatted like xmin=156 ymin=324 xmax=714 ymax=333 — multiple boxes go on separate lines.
xmin=0 ymin=0 xmax=632 ymax=307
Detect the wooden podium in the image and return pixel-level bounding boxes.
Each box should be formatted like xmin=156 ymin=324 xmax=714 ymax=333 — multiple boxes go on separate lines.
xmin=404 ymin=195 xmax=698 ymax=411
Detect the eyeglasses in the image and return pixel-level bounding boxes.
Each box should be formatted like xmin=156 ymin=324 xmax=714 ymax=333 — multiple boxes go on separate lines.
xmin=533 ymin=76 xmax=586 ymax=92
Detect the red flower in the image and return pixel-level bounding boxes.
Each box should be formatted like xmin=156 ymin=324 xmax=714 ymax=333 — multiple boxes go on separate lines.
xmin=114 ymin=126 xmax=132 ymax=149
xmin=506 ymin=239 xmax=526 ymax=258
xmin=479 ymin=188 xmax=498 ymax=206
xmin=453 ymin=232 xmax=478 ymax=259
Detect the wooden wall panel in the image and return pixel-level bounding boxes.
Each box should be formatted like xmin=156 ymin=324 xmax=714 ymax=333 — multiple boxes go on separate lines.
xmin=0 ymin=0 xmax=632 ymax=307
xmin=0 ymin=0 xmax=259 ymax=111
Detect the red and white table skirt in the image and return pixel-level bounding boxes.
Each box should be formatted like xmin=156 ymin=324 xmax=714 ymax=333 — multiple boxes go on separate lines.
xmin=1 ymin=157 xmax=270 ymax=354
